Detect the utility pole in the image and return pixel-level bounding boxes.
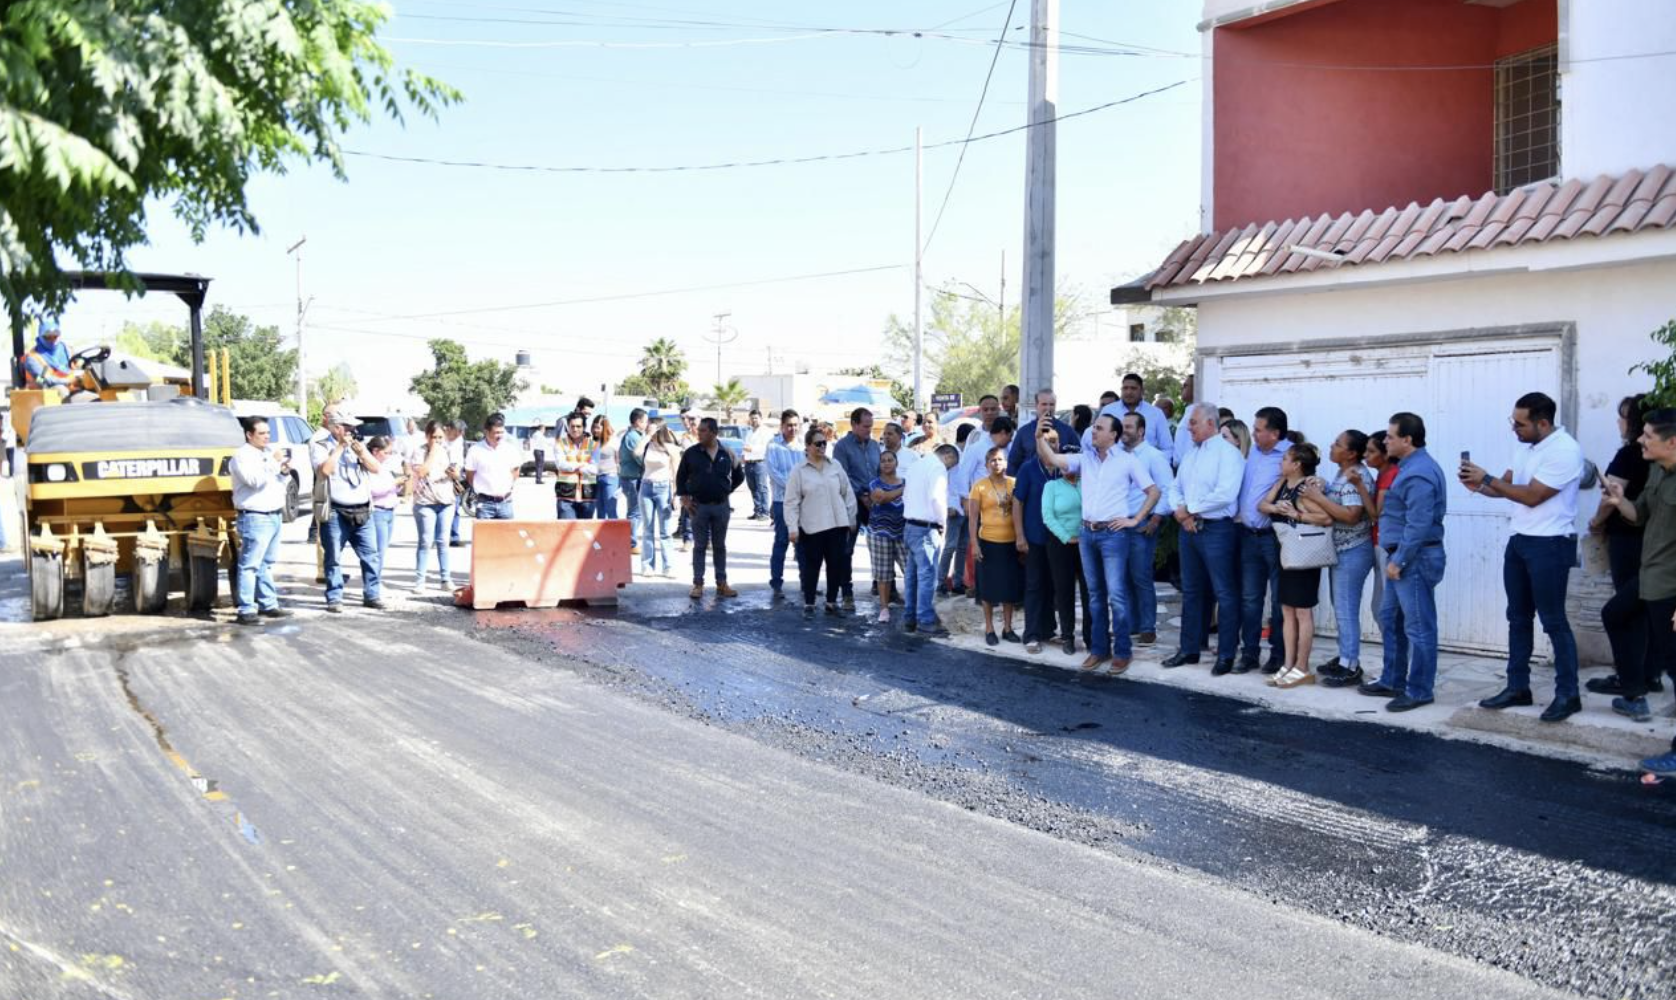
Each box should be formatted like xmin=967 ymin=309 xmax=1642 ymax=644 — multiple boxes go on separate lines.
xmin=1021 ymin=0 xmax=1058 ymax=396
xmin=998 ymin=248 xmax=1006 ymax=334
xmin=704 ymin=312 xmax=737 ymax=387
xmin=913 ymin=126 xmax=925 ymax=411
xmin=286 ymin=236 xmax=309 ymax=415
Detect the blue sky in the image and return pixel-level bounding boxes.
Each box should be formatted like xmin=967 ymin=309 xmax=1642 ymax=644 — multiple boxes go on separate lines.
xmin=62 ymin=1 xmax=1205 ymax=407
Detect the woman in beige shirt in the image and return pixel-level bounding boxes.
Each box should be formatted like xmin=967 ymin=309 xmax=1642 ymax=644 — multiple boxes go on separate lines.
xmin=784 ymin=425 xmax=857 ymax=616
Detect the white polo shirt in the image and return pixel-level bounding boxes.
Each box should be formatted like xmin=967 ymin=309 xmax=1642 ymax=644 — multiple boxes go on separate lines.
xmin=901 ymin=453 xmax=949 ymax=528
xmin=465 ymin=437 xmax=523 ymax=499
xmin=1508 ymin=427 xmax=1584 ymax=537
xmin=1063 ymin=445 xmax=1154 ymax=522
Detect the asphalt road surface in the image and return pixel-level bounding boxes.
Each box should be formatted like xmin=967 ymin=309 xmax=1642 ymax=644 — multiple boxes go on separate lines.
xmin=0 ymin=593 xmax=1670 ymax=999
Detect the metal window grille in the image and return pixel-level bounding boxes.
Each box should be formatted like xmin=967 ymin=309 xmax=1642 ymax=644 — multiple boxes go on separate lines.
xmin=1494 ymin=45 xmax=1560 ymax=195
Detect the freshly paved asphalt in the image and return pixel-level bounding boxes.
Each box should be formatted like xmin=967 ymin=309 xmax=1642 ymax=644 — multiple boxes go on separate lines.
xmin=0 ymin=607 xmax=1591 ymax=1000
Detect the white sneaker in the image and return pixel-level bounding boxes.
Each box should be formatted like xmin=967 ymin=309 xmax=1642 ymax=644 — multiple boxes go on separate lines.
xmin=876 ymin=608 xmax=890 ymax=624
xmin=413 ymin=579 xmax=429 ymax=594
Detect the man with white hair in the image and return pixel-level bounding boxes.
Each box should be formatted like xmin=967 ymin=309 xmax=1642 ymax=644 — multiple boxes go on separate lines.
xmin=1162 ymin=401 xmax=1245 ymax=673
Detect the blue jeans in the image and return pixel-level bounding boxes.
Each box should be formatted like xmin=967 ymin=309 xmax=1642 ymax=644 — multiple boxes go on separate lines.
xmin=640 ymin=481 xmax=674 ymax=573
xmin=770 ymin=500 xmax=792 ymax=591
xmin=1239 ymin=527 xmax=1284 ymax=661
xmin=1080 ymin=525 xmax=1133 ymax=660
xmin=451 ymin=490 xmax=466 ymax=541
xmin=414 ymin=502 xmax=453 ymax=586
xmin=322 ymin=508 xmax=381 ymax=605
xmin=904 ymin=522 xmax=943 ymax=626
xmin=745 ymin=462 xmax=769 ymax=516
xmin=556 ymin=498 xmax=593 ymax=519
xmin=1330 ymin=540 xmax=1376 ymax=665
xmin=937 ymin=510 xmax=968 ymax=587
xmin=1504 ymin=533 xmax=1580 ymax=699
xmin=1378 ymin=544 xmax=1446 ymax=700
xmin=595 ymin=474 xmax=619 ymax=519
xmin=235 ymin=510 xmax=283 ymax=615
xmin=622 ymin=477 xmax=642 ymax=546
xmin=372 ymin=507 xmax=395 ymax=570
xmin=1126 ymin=524 xmax=1161 ymax=633
xmin=1179 ymin=518 xmax=1239 ymax=657
xmin=476 ymin=498 xmax=515 ymax=520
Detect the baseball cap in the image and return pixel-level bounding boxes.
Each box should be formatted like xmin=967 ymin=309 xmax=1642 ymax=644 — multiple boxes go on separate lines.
xmin=38 ymin=317 xmax=60 ymax=336
xmin=328 ymin=414 xmax=362 ymax=427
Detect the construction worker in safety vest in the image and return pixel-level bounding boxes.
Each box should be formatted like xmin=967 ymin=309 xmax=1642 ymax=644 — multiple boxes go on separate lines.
xmin=22 ymin=317 xmax=78 ymax=396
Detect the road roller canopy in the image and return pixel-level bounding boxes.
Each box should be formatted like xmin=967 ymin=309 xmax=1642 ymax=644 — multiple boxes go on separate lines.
xmin=26 ymin=397 xmax=241 ymax=457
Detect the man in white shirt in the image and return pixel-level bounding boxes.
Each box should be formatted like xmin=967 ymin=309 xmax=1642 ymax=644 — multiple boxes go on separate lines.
xmin=1461 ymin=391 xmax=1587 ymax=721
xmin=230 ymin=416 xmax=295 ymax=625
xmin=1163 ymin=402 xmax=1246 ymax=673
xmin=1171 ymin=375 xmax=1197 ymax=470
xmin=529 ymin=423 xmax=550 ymax=486
xmin=464 ymin=412 xmax=524 ymax=521
xmin=903 ymin=443 xmax=961 ymax=637
xmin=1121 ymin=411 xmax=1175 ymax=646
xmin=311 ymin=413 xmax=385 ymax=612
xmin=445 ymin=420 xmax=468 ymax=546
xmin=742 ymin=408 xmax=776 ymax=521
xmin=1037 ymin=414 xmax=1160 ymax=672
xmin=941 ymin=395 xmax=1005 ymax=594
xmin=1097 ymin=372 xmax=1173 ymax=464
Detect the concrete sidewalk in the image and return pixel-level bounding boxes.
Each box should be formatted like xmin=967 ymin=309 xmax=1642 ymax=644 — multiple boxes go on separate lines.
xmin=5 ymin=471 xmax=1671 ymax=770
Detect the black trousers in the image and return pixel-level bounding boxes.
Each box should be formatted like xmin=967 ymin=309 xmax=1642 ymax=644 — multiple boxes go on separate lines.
xmin=1045 ymin=534 xmax=1091 ymax=647
xmin=797 ymin=527 xmax=852 ymax=606
xmin=1022 ymin=543 xmax=1053 ymax=642
xmin=1605 ymin=584 xmax=1676 ymax=699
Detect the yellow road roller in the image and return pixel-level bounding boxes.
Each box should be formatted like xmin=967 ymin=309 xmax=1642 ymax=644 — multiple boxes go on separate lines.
xmin=8 ymin=272 xmax=243 ymax=620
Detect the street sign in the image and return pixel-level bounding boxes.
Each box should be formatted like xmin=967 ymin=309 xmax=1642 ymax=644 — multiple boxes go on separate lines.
xmin=931 ymin=392 xmax=962 ymax=412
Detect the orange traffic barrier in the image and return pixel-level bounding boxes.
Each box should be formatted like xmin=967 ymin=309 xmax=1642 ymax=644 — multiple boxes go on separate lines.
xmin=462 ymin=519 xmax=632 ymax=610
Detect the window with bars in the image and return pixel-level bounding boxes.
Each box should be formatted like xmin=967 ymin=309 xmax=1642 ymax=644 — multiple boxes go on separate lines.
xmin=1494 ymin=45 xmax=1560 ymax=195
xmin=1129 ymin=323 xmax=1147 ymax=343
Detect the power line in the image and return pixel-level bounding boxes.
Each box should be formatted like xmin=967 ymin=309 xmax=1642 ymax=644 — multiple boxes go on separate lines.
xmin=919 ymin=0 xmax=1018 ymax=260
xmin=342 ymin=79 xmax=1192 ymax=175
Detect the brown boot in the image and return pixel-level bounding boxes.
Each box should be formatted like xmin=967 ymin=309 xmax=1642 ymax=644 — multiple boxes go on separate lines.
xmin=688 ymin=584 xmax=704 ymax=600
xmin=715 ymin=583 xmax=739 ymax=598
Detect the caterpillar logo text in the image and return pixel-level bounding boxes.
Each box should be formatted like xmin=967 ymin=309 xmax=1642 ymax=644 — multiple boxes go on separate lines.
xmin=83 ymin=457 xmax=214 ymax=480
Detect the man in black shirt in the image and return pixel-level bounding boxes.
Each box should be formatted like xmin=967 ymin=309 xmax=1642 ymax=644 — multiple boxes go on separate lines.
xmin=677 ymin=417 xmax=745 ymax=599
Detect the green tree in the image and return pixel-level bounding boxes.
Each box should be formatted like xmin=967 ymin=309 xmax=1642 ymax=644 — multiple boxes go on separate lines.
xmin=882 ymin=285 xmax=1082 ymax=406
xmin=306 ymin=363 xmax=358 ymax=426
xmin=636 ymin=337 xmax=688 ymax=400
xmin=617 ymin=372 xmax=690 ymax=404
xmin=200 ymin=306 xmax=297 ymax=403
xmin=0 ymin=1 xmax=459 ymax=334
xmin=113 ymin=319 xmax=186 ymax=363
xmin=409 ymin=338 xmax=526 ymax=433
xmin=1631 ymin=319 xmax=1676 ymax=407
xmin=711 ymin=377 xmax=748 ymax=422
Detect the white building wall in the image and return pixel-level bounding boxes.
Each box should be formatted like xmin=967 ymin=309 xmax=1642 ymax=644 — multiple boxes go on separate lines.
xmin=1561 ymin=0 xmax=1676 ymax=179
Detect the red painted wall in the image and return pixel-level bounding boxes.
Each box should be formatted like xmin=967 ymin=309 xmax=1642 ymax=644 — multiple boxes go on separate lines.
xmin=1211 ymin=0 xmax=1557 ymax=230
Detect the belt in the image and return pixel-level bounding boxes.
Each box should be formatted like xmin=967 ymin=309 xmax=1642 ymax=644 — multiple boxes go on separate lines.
xmin=1384 ymin=541 xmax=1442 ymax=555
xmin=237 ymin=508 xmax=282 ymax=516
xmin=1240 ymin=524 xmax=1273 ymax=534
xmin=476 ymin=492 xmax=510 ymax=503
xmin=1081 ymin=519 xmax=1130 ymax=532
xmin=906 ymin=518 xmax=942 ymax=529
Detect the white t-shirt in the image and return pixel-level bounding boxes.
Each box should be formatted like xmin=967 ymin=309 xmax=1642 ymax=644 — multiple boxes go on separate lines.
xmin=1508 ymin=427 xmax=1584 ymax=537
xmin=465 ymin=437 xmax=523 ymax=498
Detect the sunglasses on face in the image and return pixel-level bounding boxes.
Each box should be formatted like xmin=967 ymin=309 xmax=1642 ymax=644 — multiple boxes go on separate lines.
xmin=811 ymin=440 xmax=827 ymax=449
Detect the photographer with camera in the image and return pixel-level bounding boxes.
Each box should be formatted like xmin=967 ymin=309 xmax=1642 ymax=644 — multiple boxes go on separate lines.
xmin=312 ymin=413 xmax=385 ymax=613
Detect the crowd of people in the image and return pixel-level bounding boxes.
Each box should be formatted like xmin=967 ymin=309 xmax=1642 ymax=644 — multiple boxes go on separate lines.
xmin=225 ymin=377 xmax=1676 ymax=778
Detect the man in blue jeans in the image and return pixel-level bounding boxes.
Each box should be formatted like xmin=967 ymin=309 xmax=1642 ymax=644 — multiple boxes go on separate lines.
xmin=1236 ymin=406 xmax=1291 ymax=674
xmin=465 ymin=412 xmax=524 ymax=522
xmin=1121 ymin=412 xmax=1174 ymax=646
xmin=902 ymin=444 xmax=961 ymax=636
xmin=764 ymin=409 xmax=803 ymax=598
xmin=229 ymin=416 xmax=294 ymax=625
xmin=311 ymin=413 xmax=385 ymax=612
xmin=1163 ymin=402 xmax=1246 ymax=672
xmin=1463 ymin=391 xmax=1587 ymax=722
xmin=619 ymin=408 xmax=648 ymax=553
xmin=1036 ymin=414 xmax=1160 ymax=671
xmin=1360 ymin=411 xmax=1448 ymax=712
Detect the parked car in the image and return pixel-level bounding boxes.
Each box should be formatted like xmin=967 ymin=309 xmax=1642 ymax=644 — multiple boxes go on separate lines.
xmin=231 ymin=403 xmax=314 ymax=522
xmin=353 ymin=413 xmax=420 ymax=456
xmin=714 ymin=424 xmax=747 ymax=461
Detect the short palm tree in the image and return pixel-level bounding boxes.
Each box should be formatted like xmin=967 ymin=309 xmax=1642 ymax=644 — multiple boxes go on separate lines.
xmin=639 ymin=338 xmax=687 ymax=401
xmin=712 ymin=377 xmax=749 ymax=423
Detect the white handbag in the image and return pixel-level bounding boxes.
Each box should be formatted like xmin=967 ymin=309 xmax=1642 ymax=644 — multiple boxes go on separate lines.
xmin=1274 ymin=521 xmax=1338 ymax=570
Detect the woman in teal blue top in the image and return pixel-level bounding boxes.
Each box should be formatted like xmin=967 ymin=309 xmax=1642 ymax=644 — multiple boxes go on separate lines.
xmin=1041 ymin=464 xmax=1091 ymax=656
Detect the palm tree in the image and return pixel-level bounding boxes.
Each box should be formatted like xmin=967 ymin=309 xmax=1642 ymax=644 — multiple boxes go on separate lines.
xmin=639 ymin=338 xmax=687 ymax=401
xmin=712 ymin=377 xmax=749 ymax=423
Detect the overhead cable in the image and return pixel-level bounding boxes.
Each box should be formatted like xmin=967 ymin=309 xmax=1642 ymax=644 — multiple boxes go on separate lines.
xmin=919 ymin=0 xmax=1018 ymax=260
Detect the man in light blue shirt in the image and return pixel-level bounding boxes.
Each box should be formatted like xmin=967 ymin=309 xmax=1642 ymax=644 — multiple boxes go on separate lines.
xmin=1163 ymin=402 xmax=1246 ymax=672
xmin=940 ymin=395 xmax=1003 ymax=593
xmin=764 ymin=409 xmax=804 ymax=599
xmin=1121 ymin=412 xmax=1174 ymax=644
xmin=1098 ymin=372 xmax=1173 ymax=464
xmin=1235 ymin=406 xmax=1293 ymax=675
xmin=1171 ymin=374 xmax=1196 ymax=470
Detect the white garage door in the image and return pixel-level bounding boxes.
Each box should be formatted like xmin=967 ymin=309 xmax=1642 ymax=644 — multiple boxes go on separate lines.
xmin=1205 ymin=334 xmax=1566 ymax=656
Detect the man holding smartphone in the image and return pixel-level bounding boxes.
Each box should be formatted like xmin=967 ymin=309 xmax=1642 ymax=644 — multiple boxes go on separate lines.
xmin=1461 ymin=392 xmax=1586 ymax=723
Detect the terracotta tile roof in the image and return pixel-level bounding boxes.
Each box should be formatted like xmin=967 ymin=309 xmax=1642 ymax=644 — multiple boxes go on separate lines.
xmin=1145 ymin=165 xmax=1676 ymax=292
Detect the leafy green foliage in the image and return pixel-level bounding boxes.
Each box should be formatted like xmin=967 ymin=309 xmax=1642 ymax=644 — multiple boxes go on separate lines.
xmin=711 ymin=377 xmax=748 ymax=422
xmin=0 ymin=0 xmax=460 ymax=332
xmin=113 ymin=319 xmax=186 ymax=362
xmin=882 ymin=285 xmax=1081 ymax=406
xmin=1631 ymin=320 xmax=1676 ymax=407
xmin=625 ymin=337 xmax=689 ymax=402
xmin=409 ymin=338 xmax=526 ymax=433
xmin=111 ymin=307 xmax=294 ymax=401
xmin=617 ymin=372 xmax=690 ymax=404
xmin=307 ymin=363 xmax=357 ymax=426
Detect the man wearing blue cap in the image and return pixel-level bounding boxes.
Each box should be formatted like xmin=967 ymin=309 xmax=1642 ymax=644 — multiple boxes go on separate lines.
xmin=23 ymin=318 xmax=77 ymax=395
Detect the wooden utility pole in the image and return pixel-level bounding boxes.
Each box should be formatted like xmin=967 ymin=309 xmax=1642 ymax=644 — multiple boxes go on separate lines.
xmin=1021 ymin=0 xmax=1057 ymax=396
